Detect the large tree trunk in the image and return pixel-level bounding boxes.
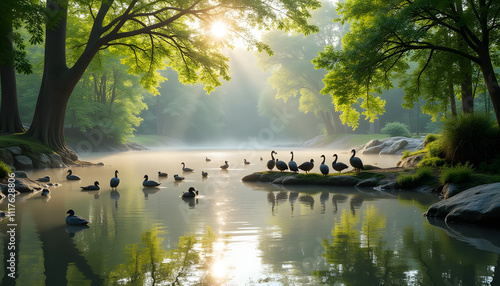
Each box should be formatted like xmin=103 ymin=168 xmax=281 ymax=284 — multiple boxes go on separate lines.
xmin=320 ymin=111 xmax=335 ymax=136
xmin=25 ymin=0 xmax=100 ymax=160
xmin=0 ymin=23 xmax=25 ymax=133
xmin=0 ymin=64 xmax=25 ymax=133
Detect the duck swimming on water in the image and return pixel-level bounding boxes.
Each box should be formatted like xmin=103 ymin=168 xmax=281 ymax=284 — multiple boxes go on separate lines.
xmin=66 ymin=209 xmax=89 ymax=225
xmin=181 ymin=187 xmax=199 ymax=198
xmin=143 ymin=175 xmax=161 ymax=187
xmin=181 ymin=162 xmax=194 ymax=172
xmin=81 ymin=181 xmax=100 ymax=191
xmin=66 ymin=170 xmax=81 ymax=180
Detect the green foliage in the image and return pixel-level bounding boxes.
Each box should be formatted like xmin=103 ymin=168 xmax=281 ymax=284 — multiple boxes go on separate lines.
xmin=424 ymin=134 xmax=438 ymax=146
xmin=380 ymin=122 xmax=410 ymax=137
xmin=478 ymin=155 xmax=500 ymax=175
xmin=314 ymin=0 xmax=500 ymax=128
xmin=440 ymin=163 xmax=474 ymax=185
xmin=401 ymin=150 xmax=411 ymax=159
xmin=397 ymin=167 xmax=435 ymax=189
xmin=439 ymin=113 xmax=500 ymax=166
xmin=0 ymin=161 xmax=12 ymax=179
xmin=417 ymin=156 xmax=446 ymax=168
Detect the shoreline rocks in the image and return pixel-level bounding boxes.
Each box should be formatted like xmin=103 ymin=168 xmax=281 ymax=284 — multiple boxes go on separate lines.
xmin=360 ymin=136 xmax=424 ymax=155
xmin=0 ymin=147 xmax=66 ymax=171
xmin=424 ymin=183 xmax=500 ymax=227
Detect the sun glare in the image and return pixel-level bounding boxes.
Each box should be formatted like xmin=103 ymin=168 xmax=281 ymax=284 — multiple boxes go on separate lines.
xmin=210 ymin=21 xmax=228 ymax=38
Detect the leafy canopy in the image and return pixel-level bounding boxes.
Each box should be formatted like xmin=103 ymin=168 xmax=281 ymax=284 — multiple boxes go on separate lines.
xmin=66 ymin=0 xmax=322 ymax=95
xmin=313 ymin=0 xmax=500 ymax=128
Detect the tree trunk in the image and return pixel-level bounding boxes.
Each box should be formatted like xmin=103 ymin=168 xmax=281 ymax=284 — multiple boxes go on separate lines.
xmin=448 ymin=83 xmax=457 ymax=116
xmin=320 ymin=111 xmax=335 ymax=136
xmin=26 ymin=0 xmax=101 ymax=159
xmin=478 ymin=48 xmax=500 ymax=127
xmin=0 ymin=64 xmax=25 ymax=133
xmin=0 ymin=24 xmax=25 ymax=134
xmin=460 ymin=63 xmax=474 ymax=113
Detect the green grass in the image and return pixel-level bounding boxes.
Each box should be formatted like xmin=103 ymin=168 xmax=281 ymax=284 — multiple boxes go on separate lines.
xmin=0 ymin=161 xmax=12 ymax=179
xmin=128 ymin=135 xmax=173 ymax=147
xmin=0 ymin=134 xmax=55 ymax=156
xmin=397 ymin=167 xmax=437 ymax=189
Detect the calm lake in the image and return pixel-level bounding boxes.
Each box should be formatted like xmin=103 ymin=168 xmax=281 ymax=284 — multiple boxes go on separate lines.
xmin=1 ymin=148 xmax=499 ymax=285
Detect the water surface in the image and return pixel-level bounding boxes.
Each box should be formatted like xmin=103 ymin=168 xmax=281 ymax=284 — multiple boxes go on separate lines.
xmin=1 ymin=149 xmax=499 ymax=285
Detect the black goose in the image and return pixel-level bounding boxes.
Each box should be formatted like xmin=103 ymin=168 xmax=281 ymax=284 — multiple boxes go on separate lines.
xmin=267 ymin=150 xmax=277 ymax=170
xmin=319 ymin=155 xmax=329 ymax=176
xmin=298 ymin=159 xmax=314 ymax=174
xmin=332 ymin=154 xmax=348 ymax=173
xmin=349 ymin=149 xmax=364 ymax=173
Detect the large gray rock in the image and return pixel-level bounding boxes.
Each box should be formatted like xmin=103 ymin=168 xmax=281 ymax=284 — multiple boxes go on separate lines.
xmin=1 ymin=178 xmax=44 ymax=193
xmin=327 ymin=175 xmax=360 ymax=186
xmin=396 ymin=154 xmax=424 ymax=168
xmin=361 ymin=136 xmax=425 ymax=155
xmin=34 ymin=153 xmax=52 ymax=169
xmin=380 ymin=139 xmax=408 ymax=154
xmin=425 ymin=183 xmax=500 ymax=227
xmin=48 ymin=154 xmax=66 ymax=168
xmin=14 ymin=155 xmax=33 ymax=170
xmin=0 ymin=148 xmax=14 ymax=165
xmin=6 ymin=146 xmax=22 ymax=156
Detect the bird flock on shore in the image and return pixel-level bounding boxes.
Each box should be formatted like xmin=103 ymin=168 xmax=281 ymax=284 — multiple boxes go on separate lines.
xmin=54 ymin=149 xmax=364 ymax=225
xmin=266 ymin=149 xmax=364 ymax=175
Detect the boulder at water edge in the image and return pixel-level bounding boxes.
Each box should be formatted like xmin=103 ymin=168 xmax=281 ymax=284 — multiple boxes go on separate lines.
xmin=425 ymin=183 xmax=500 ymax=227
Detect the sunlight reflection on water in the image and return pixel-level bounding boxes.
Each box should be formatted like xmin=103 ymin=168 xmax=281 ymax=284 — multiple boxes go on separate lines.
xmin=1 ymin=149 xmax=499 ymax=285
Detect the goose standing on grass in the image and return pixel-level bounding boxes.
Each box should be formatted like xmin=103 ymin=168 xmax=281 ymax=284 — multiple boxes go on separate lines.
xmin=332 ymin=154 xmax=348 ymax=173
xmin=244 ymin=159 xmax=251 ymax=165
xmin=220 ymin=161 xmax=229 ymax=170
xmin=158 ymin=171 xmax=168 ymax=177
xmin=298 ymin=159 xmax=314 ymax=174
xmin=66 ymin=209 xmax=89 ymax=225
xmin=37 ymin=176 xmax=50 ymax=182
xmin=81 ymin=181 xmax=100 ymax=191
xmin=349 ymin=149 xmax=364 ymax=173
xmin=110 ymin=170 xmax=120 ymax=189
xmin=66 ymin=170 xmax=81 ymax=180
xmin=182 ymin=187 xmax=199 ymax=198
xmin=181 ymin=162 xmax=194 ymax=172
xmin=174 ymin=174 xmax=185 ymax=181
xmin=289 ymin=151 xmax=298 ymax=173
xmin=143 ymin=175 xmax=161 ymax=187
xmin=276 ymin=158 xmax=288 ymax=172
xmin=319 ymin=155 xmax=329 ymax=176
xmin=267 ymin=150 xmax=277 ymax=171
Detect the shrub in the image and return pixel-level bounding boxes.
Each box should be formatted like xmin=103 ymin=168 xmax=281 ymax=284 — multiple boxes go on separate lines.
xmin=381 ymin=122 xmax=411 ymax=137
xmin=417 ymin=156 xmax=446 ymax=168
xmin=440 ymin=163 xmax=474 ymax=185
xmin=424 ymin=134 xmax=439 ymax=147
xmin=0 ymin=161 xmax=12 ymax=179
xmin=440 ymin=113 xmax=500 ymax=166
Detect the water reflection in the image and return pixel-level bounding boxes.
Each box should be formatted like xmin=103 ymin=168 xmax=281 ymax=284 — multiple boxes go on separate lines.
xmin=1 ymin=150 xmax=498 ymax=285
xmin=107 ymin=226 xmax=224 ymax=285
